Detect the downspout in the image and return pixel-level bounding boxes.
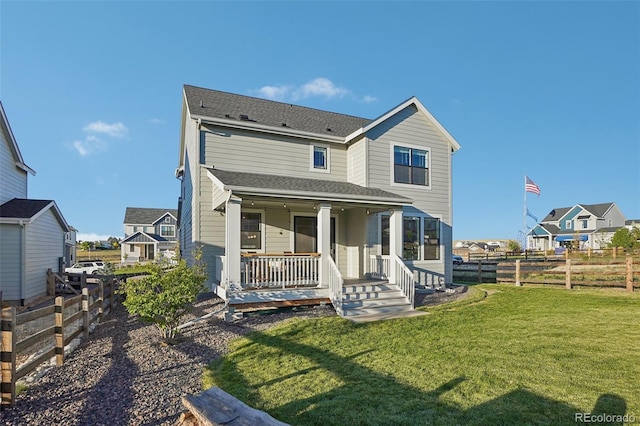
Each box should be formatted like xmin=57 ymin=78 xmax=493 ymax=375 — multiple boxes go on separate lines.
xmin=19 ymin=220 xmax=26 ymax=304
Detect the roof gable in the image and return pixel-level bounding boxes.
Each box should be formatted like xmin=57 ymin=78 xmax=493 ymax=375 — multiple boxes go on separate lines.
xmin=0 ymin=102 xmax=35 ymax=176
xmin=124 ymin=207 xmax=178 ymax=225
xmin=345 ymin=97 xmax=461 ymax=151
xmin=0 ymin=198 xmax=69 ymax=230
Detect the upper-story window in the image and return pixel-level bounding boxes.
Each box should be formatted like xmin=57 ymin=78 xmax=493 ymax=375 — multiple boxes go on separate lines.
xmin=393 ymin=145 xmax=429 ymax=186
xmin=164 ymin=216 xmax=171 ymax=223
xmin=160 ymin=225 xmax=175 ymax=237
xmin=310 ymin=144 xmax=330 ymax=173
xmin=566 ymin=220 xmax=572 ymax=229
xmin=581 ymin=220 xmax=588 ymax=229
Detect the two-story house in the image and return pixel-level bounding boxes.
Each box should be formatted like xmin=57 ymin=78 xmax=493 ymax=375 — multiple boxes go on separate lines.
xmin=120 ymin=207 xmax=178 ymax=263
xmin=528 ymin=202 xmax=626 ymax=250
xmin=177 ymin=85 xmax=460 ymax=319
xmin=0 ymin=102 xmax=74 ymax=305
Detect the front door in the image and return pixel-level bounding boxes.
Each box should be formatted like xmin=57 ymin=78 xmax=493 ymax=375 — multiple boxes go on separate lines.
xmin=294 ymin=216 xmax=335 ymax=259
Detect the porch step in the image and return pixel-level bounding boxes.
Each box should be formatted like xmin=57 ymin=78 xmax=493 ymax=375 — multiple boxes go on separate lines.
xmin=340 ymin=279 xmax=415 ymax=321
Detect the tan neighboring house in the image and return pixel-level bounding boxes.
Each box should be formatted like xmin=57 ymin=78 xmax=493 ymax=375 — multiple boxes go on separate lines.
xmin=0 ymin=102 xmax=74 ymax=305
xmin=177 ymin=85 xmax=460 ymax=318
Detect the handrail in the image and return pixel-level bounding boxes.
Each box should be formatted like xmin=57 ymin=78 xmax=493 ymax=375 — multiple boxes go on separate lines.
xmin=240 ymin=254 xmax=319 ymax=289
xmin=391 ymin=254 xmax=415 ymax=308
xmin=327 ymin=256 xmax=343 ymax=316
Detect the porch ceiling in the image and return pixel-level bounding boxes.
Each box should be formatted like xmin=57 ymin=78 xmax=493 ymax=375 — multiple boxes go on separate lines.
xmin=207 ymin=168 xmax=412 ymax=206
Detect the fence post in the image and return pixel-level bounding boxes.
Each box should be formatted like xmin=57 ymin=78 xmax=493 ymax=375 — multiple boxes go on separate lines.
xmin=627 ymin=255 xmax=634 ymax=292
xmin=98 ymin=280 xmax=104 ymax=321
xmin=82 ymin=287 xmax=89 ymax=340
xmin=565 ymin=258 xmax=572 ymax=289
xmin=587 ymin=247 xmax=592 ymax=260
xmin=55 ymin=296 xmax=65 ymax=366
xmin=81 ymin=271 xmax=87 ymax=290
xmin=47 ymin=268 xmax=55 ymax=296
xmin=1 ymin=307 xmax=16 ymax=407
xmin=613 ymin=247 xmax=617 ymax=260
xmin=477 ymin=260 xmax=483 ymax=284
xmin=515 ymin=259 xmax=521 ymax=286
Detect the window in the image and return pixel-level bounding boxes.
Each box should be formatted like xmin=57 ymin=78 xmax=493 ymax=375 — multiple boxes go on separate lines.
xmin=380 ymin=214 xmax=441 ymax=260
xmin=164 ymin=216 xmax=171 ymax=223
xmin=566 ymin=220 xmax=572 ymax=229
xmin=160 ymin=225 xmax=175 ymax=237
xmin=133 ymin=226 xmax=138 ymax=232
xmin=241 ymin=212 xmax=262 ymax=249
xmin=581 ymin=220 xmax=588 ymax=229
xmin=129 ymin=245 xmax=135 ymax=253
xmin=310 ymin=144 xmax=330 ymax=172
xmin=394 ymin=145 xmax=428 ymax=186
xmin=424 ymin=218 xmax=440 ymax=260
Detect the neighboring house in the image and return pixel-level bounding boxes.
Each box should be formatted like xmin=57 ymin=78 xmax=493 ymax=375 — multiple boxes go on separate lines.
xmin=528 ymin=202 xmax=627 ymax=250
xmin=176 ymin=85 xmax=460 ymax=318
xmin=0 ymin=102 xmax=73 ymax=305
xmin=121 ymin=207 xmax=178 ymax=263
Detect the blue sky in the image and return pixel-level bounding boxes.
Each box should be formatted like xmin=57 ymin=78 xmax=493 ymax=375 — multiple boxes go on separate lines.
xmin=1 ymin=1 xmax=638 ymax=242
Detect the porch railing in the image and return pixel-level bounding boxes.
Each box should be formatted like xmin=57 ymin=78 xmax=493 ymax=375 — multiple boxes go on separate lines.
xmin=327 ymin=256 xmax=344 ymax=316
xmin=392 ymin=254 xmax=415 ymax=308
xmin=368 ymin=255 xmax=390 ymax=279
xmin=241 ymin=253 xmax=320 ymax=289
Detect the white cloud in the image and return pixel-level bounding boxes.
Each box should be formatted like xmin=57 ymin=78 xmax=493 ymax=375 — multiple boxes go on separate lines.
xmin=83 ymin=121 xmax=128 ymax=138
xmin=77 ymin=233 xmax=112 ymax=242
xmin=71 ymin=135 xmax=107 ymax=156
xmin=361 ymin=95 xmax=378 ymax=103
xmin=294 ymin=78 xmax=349 ymax=100
xmin=255 ymin=78 xmax=351 ymax=102
xmin=256 ymin=85 xmax=293 ymax=101
xmin=149 ymin=118 xmax=164 ymax=124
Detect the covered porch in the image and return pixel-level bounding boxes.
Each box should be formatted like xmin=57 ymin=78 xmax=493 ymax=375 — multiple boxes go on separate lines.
xmin=206 ymin=168 xmax=416 ymax=312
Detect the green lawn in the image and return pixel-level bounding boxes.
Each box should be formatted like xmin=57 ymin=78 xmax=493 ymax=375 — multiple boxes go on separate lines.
xmin=204 ymin=285 xmax=640 ymax=425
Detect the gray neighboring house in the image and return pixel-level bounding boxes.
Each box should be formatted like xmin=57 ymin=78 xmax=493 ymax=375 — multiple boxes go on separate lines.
xmin=0 ymin=102 xmax=73 ymax=305
xmin=120 ymin=207 xmax=178 ymax=263
xmin=176 ymin=85 xmax=461 ymax=315
xmin=528 ymin=202 xmax=627 ymax=250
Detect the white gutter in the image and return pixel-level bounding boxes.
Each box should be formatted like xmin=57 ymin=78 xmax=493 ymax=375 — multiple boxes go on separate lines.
xmin=225 ymin=186 xmax=412 ymax=206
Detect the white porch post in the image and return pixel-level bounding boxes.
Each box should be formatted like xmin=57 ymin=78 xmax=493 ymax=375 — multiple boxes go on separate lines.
xmin=317 ymin=203 xmax=331 ymax=285
xmin=225 ymin=196 xmax=242 ymax=286
xmin=389 ymin=208 xmax=403 ymax=284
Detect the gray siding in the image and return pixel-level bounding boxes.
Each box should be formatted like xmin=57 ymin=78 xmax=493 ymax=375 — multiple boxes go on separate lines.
xmin=0 ymin=224 xmax=22 ymax=300
xmin=1 ymin=128 xmax=28 ymax=204
xmin=201 ymin=126 xmax=348 ymax=181
xmin=25 ymin=208 xmax=64 ymax=300
xmin=154 ymin=214 xmax=177 ymax=241
xmin=179 ymin=120 xmax=197 ymax=266
xmin=366 ymin=105 xmax=452 ymax=223
xmin=347 ymin=137 xmax=367 ymax=186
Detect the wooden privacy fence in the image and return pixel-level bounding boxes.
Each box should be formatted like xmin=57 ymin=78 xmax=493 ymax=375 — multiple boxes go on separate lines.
xmin=496 ymin=255 xmax=635 ymax=291
xmin=453 ymin=261 xmax=497 ymax=283
xmin=1 ymin=276 xmax=120 ymax=408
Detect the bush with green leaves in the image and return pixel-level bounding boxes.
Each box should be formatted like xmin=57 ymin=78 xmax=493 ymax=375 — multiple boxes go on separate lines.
xmin=117 ymin=254 xmax=207 ymax=343
xmin=609 ymin=227 xmax=640 ymax=250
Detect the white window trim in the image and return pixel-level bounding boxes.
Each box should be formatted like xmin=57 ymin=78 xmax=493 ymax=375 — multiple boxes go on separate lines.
xmin=289 ymin=211 xmax=338 ymax=260
xmin=310 ymin=143 xmax=331 ymax=173
xmin=378 ymin=211 xmax=442 ymax=262
xmin=566 ymin=220 xmax=572 ymax=229
xmin=241 ymin=208 xmax=266 ymax=253
xmin=160 ymin=225 xmax=176 ymax=237
xmin=389 ymin=142 xmax=432 ymax=189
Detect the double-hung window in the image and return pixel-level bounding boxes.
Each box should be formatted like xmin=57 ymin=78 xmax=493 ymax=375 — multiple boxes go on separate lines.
xmin=380 ymin=214 xmax=441 ymax=261
xmin=393 ymin=145 xmax=429 ymax=186
xmin=241 ymin=212 xmax=262 ymax=250
xmin=160 ymin=225 xmax=175 ymax=237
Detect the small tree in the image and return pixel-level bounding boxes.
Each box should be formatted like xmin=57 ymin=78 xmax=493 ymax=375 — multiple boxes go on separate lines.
xmin=118 ymin=251 xmax=207 ymax=343
xmin=507 ymin=240 xmax=521 ymax=253
xmin=609 ymin=227 xmax=640 ymax=249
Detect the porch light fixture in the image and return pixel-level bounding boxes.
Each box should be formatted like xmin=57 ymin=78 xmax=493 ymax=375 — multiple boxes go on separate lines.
xmin=366 ymin=209 xmax=370 ymax=215
xmin=283 ymin=203 xmax=287 ymax=208
xmin=251 ymin=201 xmax=254 ymax=206
xmin=341 ymin=207 xmax=344 ymax=212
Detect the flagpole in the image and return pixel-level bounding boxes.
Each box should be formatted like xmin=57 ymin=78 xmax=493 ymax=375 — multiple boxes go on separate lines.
xmin=523 ymin=175 xmax=527 ymax=251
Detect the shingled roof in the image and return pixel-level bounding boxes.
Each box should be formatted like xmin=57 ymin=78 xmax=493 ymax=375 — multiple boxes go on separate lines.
xmin=207 ymin=168 xmax=411 ymax=205
xmin=184 ymin=85 xmax=371 ymax=138
xmin=541 ymin=202 xmax=615 ymax=222
xmin=123 ymin=207 xmax=178 ymax=224
xmin=0 ymin=198 xmax=54 ymax=218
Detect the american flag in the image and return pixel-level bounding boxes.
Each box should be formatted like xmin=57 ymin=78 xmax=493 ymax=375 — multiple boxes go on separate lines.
xmin=525 ymin=176 xmax=540 ymax=196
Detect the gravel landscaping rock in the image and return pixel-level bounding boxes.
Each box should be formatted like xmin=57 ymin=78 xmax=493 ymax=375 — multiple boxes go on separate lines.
xmin=2 ymin=286 xmax=469 ymax=425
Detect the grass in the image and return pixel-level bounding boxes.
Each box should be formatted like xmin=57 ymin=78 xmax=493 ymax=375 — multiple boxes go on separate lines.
xmin=204 ymin=285 xmax=640 ymax=425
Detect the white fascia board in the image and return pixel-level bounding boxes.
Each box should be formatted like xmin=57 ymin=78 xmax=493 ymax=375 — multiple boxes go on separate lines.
xmin=32 ymin=201 xmax=70 ymax=232
xmin=0 ymin=217 xmax=29 ymax=224
xmin=16 ymin=161 xmax=36 ymax=176
xmin=345 ymin=97 xmax=461 ymax=152
xmin=192 ymin=114 xmax=346 ymax=144
xmin=228 ymin=186 xmax=412 ymax=206
xmin=152 ymin=212 xmax=178 ymax=225
xmin=206 ymin=168 xmax=227 ymax=192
